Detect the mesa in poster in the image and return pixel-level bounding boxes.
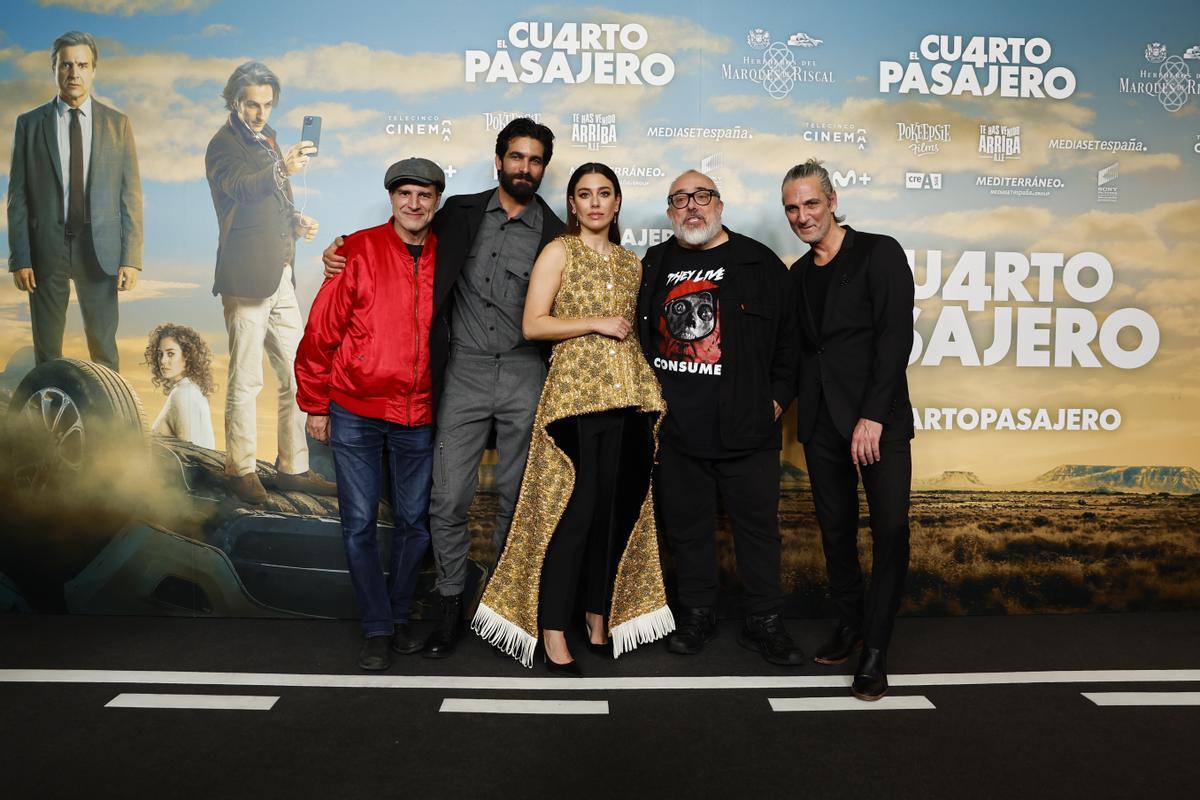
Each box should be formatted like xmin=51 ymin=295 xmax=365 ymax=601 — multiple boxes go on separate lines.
xmin=1 ymin=0 xmax=1197 ymax=619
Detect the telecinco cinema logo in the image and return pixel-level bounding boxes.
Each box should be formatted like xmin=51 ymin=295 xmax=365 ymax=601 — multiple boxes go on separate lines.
xmin=1116 ymin=42 xmax=1200 ymax=113
xmin=720 ymin=28 xmax=834 ymax=100
xmin=880 ymin=34 xmax=1076 ymax=99
xmin=465 ymin=22 xmax=674 ymax=85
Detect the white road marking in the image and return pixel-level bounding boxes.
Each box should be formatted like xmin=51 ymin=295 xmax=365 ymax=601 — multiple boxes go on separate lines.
xmin=1 ymin=668 xmax=1198 ymax=691
xmin=105 ymin=693 xmax=278 ymax=710
xmin=770 ymin=696 xmax=935 ymax=712
xmin=1083 ymin=692 xmax=1200 ymax=707
xmin=439 ymin=698 xmax=608 ymax=715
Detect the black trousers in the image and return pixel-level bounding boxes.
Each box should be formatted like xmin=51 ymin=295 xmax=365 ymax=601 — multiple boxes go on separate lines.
xmin=539 ymin=410 xmax=627 ymax=630
xmin=804 ymin=398 xmax=911 ymax=649
xmin=657 ymin=439 xmax=783 ymax=615
xmin=29 ymin=228 xmax=119 ymax=370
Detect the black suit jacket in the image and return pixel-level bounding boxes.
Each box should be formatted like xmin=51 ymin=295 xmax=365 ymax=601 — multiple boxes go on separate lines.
xmin=206 ymin=117 xmax=298 ymax=298
xmin=791 ymin=226 xmax=915 ymax=444
xmin=428 ymin=188 xmax=564 ymax=407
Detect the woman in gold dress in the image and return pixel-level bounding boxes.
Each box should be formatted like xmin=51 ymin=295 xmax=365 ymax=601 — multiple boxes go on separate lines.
xmin=471 ymin=163 xmax=674 ymax=674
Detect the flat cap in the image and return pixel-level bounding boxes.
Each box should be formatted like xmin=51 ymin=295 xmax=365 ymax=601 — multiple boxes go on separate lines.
xmin=384 ymin=157 xmax=445 ymax=192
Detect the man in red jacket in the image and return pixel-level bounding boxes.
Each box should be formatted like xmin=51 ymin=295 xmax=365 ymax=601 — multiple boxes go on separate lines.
xmin=295 ymin=158 xmax=444 ymax=670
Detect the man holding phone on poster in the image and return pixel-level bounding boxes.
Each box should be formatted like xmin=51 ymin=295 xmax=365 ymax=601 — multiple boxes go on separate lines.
xmin=206 ymin=60 xmax=334 ymax=505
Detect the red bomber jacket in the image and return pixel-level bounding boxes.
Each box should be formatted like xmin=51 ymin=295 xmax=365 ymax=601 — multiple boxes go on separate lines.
xmin=295 ymin=221 xmax=436 ymax=426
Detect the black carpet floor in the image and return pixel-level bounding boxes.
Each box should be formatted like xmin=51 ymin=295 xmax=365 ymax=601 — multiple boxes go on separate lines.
xmin=2 ymin=611 xmax=1198 ymax=799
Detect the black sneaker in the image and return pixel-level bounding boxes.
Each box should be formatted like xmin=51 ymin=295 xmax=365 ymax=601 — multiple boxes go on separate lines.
xmin=358 ymin=636 xmax=391 ymax=671
xmin=390 ymin=623 xmax=425 ymax=655
xmin=738 ymin=612 xmax=805 ymax=666
xmin=422 ymin=593 xmax=463 ymax=659
xmin=666 ymin=606 xmax=717 ymax=655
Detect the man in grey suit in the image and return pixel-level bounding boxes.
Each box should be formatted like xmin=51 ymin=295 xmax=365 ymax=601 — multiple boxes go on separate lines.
xmin=6 ymin=31 xmax=142 ymax=370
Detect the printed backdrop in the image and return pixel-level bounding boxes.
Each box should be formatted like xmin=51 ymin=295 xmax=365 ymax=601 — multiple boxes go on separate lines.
xmin=1 ymin=0 xmax=1198 ymax=618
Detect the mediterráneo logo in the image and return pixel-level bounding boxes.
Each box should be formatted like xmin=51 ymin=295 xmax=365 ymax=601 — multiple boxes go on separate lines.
xmin=465 ymin=22 xmax=674 ymax=85
xmin=880 ymin=34 xmax=1076 ymax=99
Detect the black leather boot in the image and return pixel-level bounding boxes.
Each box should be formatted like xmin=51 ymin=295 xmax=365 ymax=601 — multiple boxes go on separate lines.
xmin=812 ymin=624 xmax=863 ymax=665
xmin=390 ymin=623 xmax=425 ymax=655
xmin=422 ymin=593 xmax=463 ymax=659
xmin=851 ymin=647 xmax=889 ymax=701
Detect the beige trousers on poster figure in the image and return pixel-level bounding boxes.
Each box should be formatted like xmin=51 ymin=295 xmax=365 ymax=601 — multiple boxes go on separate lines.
xmin=221 ymin=265 xmax=308 ymax=477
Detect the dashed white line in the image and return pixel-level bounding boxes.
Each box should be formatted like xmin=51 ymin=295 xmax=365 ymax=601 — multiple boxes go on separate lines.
xmin=770 ymin=696 xmax=935 ymax=712
xmin=1083 ymin=692 xmax=1200 ymax=707
xmin=105 ymin=693 xmax=279 ymax=711
xmin=440 ymin=698 xmax=608 ymax=715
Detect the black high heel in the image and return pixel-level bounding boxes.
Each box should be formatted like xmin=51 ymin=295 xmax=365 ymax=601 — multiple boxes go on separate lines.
xmin=583 ymin=620 xmax=612 ymax=656
xmin=543 ymin=648 xmax=583 ymax=677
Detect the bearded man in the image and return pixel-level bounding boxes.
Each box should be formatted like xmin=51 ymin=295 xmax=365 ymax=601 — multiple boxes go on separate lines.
xmin=322 ymin=118 xmax=564 ymax=657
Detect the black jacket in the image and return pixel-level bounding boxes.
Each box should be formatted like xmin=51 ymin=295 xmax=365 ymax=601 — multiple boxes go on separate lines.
xmin=206 ymin=117 xmax=297 ymax=298
xmin=429 ymin=188 xmax=564 ymax=408
xmin=639 ymin=228 xmax=798 ymax=452
xmin=791 ymin=226 xmax=915 ymax=444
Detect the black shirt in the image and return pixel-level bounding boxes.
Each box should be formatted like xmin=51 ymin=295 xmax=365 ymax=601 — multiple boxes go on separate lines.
xmin=804 ymin=256 xmax=836 ymax=335
xmin=650 ymin=240 xmax=736 ymax=458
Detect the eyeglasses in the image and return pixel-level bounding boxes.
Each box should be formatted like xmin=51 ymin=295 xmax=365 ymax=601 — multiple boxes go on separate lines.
xmin=667 ymin=189 xmax=719 ymax=208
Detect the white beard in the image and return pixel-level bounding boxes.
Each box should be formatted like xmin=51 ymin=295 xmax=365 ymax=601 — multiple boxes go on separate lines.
xmin=673 ymin=215 xmax=723 ymax=247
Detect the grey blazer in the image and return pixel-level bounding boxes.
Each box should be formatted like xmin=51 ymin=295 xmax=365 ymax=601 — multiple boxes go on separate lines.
xmin=6 ymin=97 xmax=144 ymax=276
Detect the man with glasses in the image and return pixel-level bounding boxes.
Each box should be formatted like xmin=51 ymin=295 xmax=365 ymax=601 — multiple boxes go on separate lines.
xmin=638 ymin=170 xmax=803 ymax=666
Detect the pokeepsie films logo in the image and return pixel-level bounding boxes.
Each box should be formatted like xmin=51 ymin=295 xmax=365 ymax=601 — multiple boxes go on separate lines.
xmin=880 ymin=34 xmax=1076 ymax=99
xmin=897 ymin=123 xmax=950 ymax=157
xmin=1116 ymin=42 xmax=1199 ymax=113
xmin=465 ymin=22 xmax=674 ymax=85
xmin=721 ymin=28 xmax=834 ymax=100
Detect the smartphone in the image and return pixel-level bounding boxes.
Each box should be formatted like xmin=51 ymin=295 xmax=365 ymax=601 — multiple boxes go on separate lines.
xmin=301 ymin=115 xmax=322 ymax=155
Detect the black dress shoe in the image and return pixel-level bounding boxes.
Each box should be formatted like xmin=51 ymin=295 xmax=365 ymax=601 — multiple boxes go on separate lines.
xmin=543 ymin=651 xmax=583 ymax=677
xmin=813 ymin=624 xmax=864 ymax=665
xmin=358 ymin=636 xmax=391 ymax=671
xmin=666 ymin=606 xmax=716 ymax=655
xmin=422 ymin=593 xmax=463 ymax=659
xmin=851 ymin=647 xmax=889 ymax=701
xmin=390 ymin=623 xmax=425 ymax=655
xmin=738 ymin=612 xmax=805 ymax=666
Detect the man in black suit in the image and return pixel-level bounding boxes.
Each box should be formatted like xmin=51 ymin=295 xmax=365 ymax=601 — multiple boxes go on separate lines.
xmin=322 ymin=118 xmax=564 ymax=657
xmin=782 ymin=159 xmax=915 ymax=700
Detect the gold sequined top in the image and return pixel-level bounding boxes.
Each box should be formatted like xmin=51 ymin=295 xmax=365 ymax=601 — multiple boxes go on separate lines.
xmin=476 ymin=235 xmax=670 ymax=656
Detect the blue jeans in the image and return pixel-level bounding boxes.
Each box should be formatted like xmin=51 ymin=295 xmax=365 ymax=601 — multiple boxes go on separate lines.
xmin=330 ymin=401 xmax=433 ymax=637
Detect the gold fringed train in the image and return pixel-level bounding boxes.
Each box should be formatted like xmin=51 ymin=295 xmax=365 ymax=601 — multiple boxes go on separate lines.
xmin=470 ymin=235 xmax=674 ymax=666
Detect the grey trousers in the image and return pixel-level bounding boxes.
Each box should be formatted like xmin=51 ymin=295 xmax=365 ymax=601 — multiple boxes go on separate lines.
xmin=430 ymin=347 xmax=546 ymax=595
xmin=29 ymin=229 xmax=119 ymax=369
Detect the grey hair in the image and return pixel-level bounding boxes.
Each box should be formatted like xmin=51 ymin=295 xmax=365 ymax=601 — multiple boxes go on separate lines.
xmin=222 ymin=61 xmax=281 ymax=112
xmin=51 ymin=31 xmax=98 ymax=69
xmin=782 ymin=158 xmax=846 ymax=223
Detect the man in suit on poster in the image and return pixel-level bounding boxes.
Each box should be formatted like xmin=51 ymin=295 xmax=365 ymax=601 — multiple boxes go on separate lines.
xmin=206 ymin=60 xmax=334 ymax=505
xmin=781 ymin=159 xmax=915 ymax=701
xmin=7 ymin=31 xmax=143 ymax=370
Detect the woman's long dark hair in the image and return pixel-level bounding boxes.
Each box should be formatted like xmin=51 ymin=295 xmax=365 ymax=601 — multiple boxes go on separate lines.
xmin=565 ymin=162 xmax=622 ymax=245
xmin=144 ymin=323 xmax=216 ymax=397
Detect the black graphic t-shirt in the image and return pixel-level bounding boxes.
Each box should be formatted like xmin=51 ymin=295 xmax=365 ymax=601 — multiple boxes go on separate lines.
xmin=651 ymin=240 xmax=730 ymax=457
